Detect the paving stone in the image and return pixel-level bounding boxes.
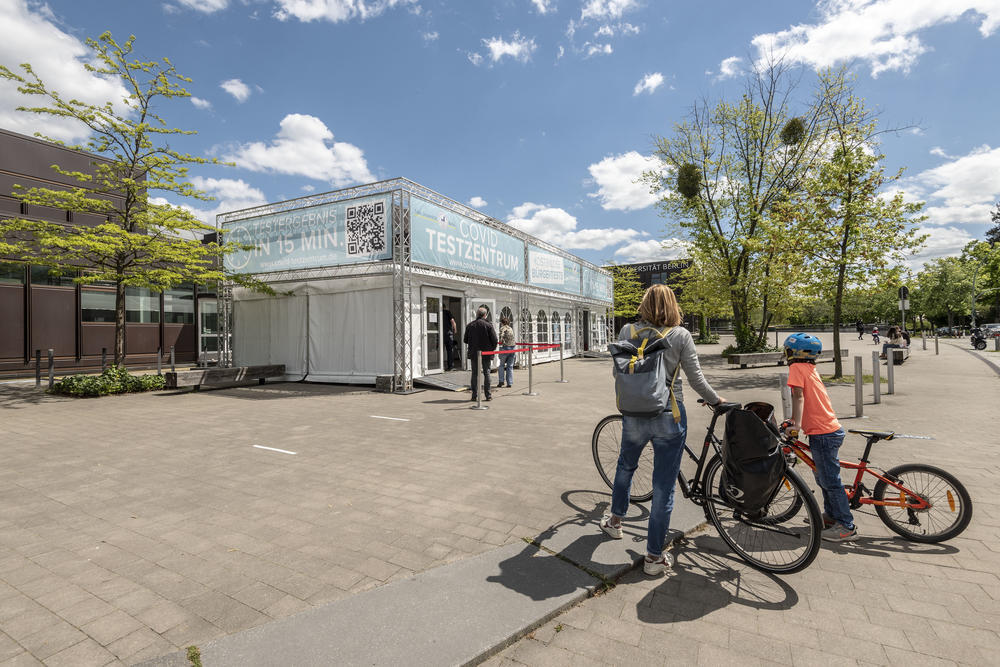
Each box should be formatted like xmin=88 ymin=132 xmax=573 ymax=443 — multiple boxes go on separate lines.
xmin=44 ymin=638 xmax=116 ymax=667
xmin=80 ymin=609 xmax=145 ymax=646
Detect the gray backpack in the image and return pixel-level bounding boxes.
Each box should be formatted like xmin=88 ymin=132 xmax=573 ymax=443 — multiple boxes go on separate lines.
xmin=608 ymin=325 xmax=681 ymax=420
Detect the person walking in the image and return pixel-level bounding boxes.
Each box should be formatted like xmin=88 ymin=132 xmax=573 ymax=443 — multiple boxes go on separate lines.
xmin=599 ymin=284 xmax=725 ymax=575
xmin=497 ymin=316 xmax=516 ymax=388
xmin=855 ymin=319 xmax=864 ymax=340
xmin=463 ymin=307 xmax=498 ymax=401
xmin=443 ymin=308 xmax=458 ymax=370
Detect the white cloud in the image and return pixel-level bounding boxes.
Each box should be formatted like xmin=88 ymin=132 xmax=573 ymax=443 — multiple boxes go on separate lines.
xmin=595 ymin=22 xmax=640 ymax=37
xmin=273 ymin=0 xmax=418 ymax=23
xmin=467 ymin=52 xmax=484 ymax=66
xmin=557 ymin=45 xmax=565 ymax=59
xmin=910 ymin=225 xmax=976 ymax=265
xmin=531 ymin=0 xmax=553 ymax=14
xmin=190 ymin=96 xmax=212 ymax=110
xmin=224 ymin=113 xmax=375 ymax=186
xmin=506 ymin=202 xmax=642 ymax=250
xmin=423 ymin=31 xmax=439 ymax=42
xmin=483 ymin=32 xmax=537 ymax=63
xmin=301 ymin=184 xmax=315 ymax=192
xmin=175 ymin=0 xmax=229 ymax=12
xmin=587 ymin=152 xmax=663 ymax=211
xmin=220 ymin=78 xmax=251 ymax=103
xmin=929 ymin=146 xmax=955 ymax=159
xmin=902 ymin=144 xmax=1000 ymax=225
xmin=0 ymin=0 xmax=130 ymax=143
xmin=583 ymin=42 xmax=613 ymax=57
xmin=713 ymin=55 xmax=742 ymax=80
xmin=152 ymin=176 xmax=269 ymax=226
xmin=580 ymin=0 xmax=640 ymax=20
xmin=750 ymin=1 xmax=1000 ymax=78
xmin=613 ymin=239 xmax=690 ymax=263
xmin=633 ymin=72 xmax=663 ymax=96
xmin=468 ymin=196 xmax=488 ymax=207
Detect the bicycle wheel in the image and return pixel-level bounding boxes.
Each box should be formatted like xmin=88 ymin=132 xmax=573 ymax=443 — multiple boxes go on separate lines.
xmin=592 ymin=414 xmax=654 ymax=503
xmin=872 ymin=464 xmax=972 ymax=543
xmin=702 ymin=455 xmax=822 ymax=574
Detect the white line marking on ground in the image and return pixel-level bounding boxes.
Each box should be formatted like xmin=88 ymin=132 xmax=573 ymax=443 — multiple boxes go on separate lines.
xmin=370 ymin=415 xmax=410 ymax=422
xmin=253 ymin=445 xmax=297 ymax=455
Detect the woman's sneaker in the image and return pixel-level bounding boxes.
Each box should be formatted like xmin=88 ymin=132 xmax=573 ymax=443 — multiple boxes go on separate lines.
xmin=599 ymin=515 xmax=623 ymax=539
xmin=643 ymin=553 xmax=674 ymax=576
xmin=822 ymin=522 xmax=858 ymax=542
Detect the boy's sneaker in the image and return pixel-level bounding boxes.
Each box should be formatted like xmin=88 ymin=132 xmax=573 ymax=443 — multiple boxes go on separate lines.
xmin=600 ymin=515 xmax=623 ymax=539
xmin=643 ymin=553 xmax=675 ymax=576
xmin=822 ymin=522 xmax=858 ymax=542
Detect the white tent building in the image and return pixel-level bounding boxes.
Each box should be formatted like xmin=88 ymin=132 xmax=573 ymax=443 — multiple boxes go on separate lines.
xmin=217 ymin=178 xmax=614 ymax=391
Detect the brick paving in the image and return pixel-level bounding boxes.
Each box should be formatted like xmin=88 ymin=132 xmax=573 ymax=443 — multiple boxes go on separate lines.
xmin=0 ymin=335 xmax=997 ymax=665
xmin=485 ymin=337 xmax=1000 ymax=667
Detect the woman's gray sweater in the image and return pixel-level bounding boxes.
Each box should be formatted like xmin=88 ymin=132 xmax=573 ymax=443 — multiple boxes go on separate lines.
xmin=616 ymin=322 xmax=720 ymax=406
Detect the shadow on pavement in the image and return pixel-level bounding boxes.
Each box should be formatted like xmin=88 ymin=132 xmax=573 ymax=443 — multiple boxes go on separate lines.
xmin=152 ymin=382 xmax=371 ymax=400
xmin=823 ymin=535 xmax=959 ymax=558
xmin=0 ymin=384 xmax=72 ymax=409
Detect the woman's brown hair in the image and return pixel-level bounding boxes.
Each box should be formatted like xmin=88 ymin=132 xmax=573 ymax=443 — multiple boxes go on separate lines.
xmin=638 ymin=284 xmax=682 ymax=327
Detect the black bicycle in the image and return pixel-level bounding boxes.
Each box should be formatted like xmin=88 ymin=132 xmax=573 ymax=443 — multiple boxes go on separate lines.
xmin=592 ymin=401 xmax=823 ymax=574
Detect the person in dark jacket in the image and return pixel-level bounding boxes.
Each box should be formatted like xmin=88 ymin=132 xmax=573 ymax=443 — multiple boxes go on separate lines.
xmin=464 ymin=307 xmax=498 ymax=401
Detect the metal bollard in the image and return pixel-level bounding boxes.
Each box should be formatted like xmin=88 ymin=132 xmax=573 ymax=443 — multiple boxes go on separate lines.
xmin=101 ymin=347 xmax=107 ymax=371
xmin=557 ymin=344 xmax=568 ymax=383
xmin=887 ymin=352 xmax=895 ymax=395
xmin=470 ymin=350 xmax=489 ymax=410
xmin=922 ymin=333 xmax=926 ymax=351
xmin=157 ymin=347 xmax=162 ymax=376
xmin=854 ymin=356 xmax=863 ymax=418
xmin=523 ymin=345 xmax=538 ymax=396
xmin=935 ymin=335 xmax=939 ymax=355
xmin=170 ymin=345 xmax=176 ymax=372
xmin=35 ymin=349 xmax=41 ymax=388
xmin=995 ymin=336 xmax=999 ymax=351
xmin=779 ymin=372 xmax=792 ymax=420
xmin=47 ymin=349 xmax=54 ymax=389
xmin=872 ymin=351 xmax=880 ymax=404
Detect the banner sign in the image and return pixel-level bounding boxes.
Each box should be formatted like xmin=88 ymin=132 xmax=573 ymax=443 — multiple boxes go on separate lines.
xmin=583 ymin=266 xmax=613 ymax=302
xmin=223 ymin=195 xmax=392 ymax=273
xmin=410 ymin=197 xmax=525 ymax=283
xmin=527 ymin=245 xmax=581 ymax=295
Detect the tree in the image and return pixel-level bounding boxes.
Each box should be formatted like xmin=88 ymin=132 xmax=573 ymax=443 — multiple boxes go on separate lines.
xmin=672 ymin=248 xmax=732 ymax=339
xmin=987 ymin=203 xmax=1000 ymax=245
xmin=0 ymin=33 xmax=263 ymax=364
xmin=914 ymin=257 xmax=976 ymax=328
xmin=775 ymin=70 xmax=926 ymax=377
xmin=963 ymin=240 xmax=1000 ymax=323
xmin=647 ymin=60 xmax=832 ymax=352
xmin=610 ymin=265 xmax=644 ymax=320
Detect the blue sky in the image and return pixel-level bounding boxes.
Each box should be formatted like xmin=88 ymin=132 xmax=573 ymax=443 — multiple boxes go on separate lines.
xmin=2 ymin=0 xmax=999 ymax=269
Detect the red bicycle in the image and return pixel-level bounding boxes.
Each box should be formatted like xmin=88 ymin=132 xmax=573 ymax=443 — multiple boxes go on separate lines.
xmin=781 ymin=428 xmax=972 ymax=542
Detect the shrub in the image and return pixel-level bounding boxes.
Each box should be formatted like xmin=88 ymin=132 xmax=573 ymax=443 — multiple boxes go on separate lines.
xmin=50 ymin=365 xmax=165 ymax=397
xmin=695 ymin=334 xmax=720 ymax=344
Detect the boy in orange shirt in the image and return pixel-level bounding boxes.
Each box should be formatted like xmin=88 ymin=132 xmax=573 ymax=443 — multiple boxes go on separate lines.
xmin=783 ymin=333 xmax=857 ymax=542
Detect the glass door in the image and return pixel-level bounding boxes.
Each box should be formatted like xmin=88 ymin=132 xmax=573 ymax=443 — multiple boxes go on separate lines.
xmin=425 ymin=296 xmax=442 ymax=372
xmin=198 ymin=298 xmax=219 ymax=364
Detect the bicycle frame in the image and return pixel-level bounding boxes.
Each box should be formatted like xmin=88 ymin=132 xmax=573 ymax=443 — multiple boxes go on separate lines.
xmin=782 ymin=436 xmax=937 ymax=511
xmin=675 ymin=403 xmax=728 ymax=506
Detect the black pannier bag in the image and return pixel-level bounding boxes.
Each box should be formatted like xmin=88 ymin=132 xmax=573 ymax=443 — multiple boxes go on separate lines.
xmin=721 ymin=402 xmax=786 ymax=517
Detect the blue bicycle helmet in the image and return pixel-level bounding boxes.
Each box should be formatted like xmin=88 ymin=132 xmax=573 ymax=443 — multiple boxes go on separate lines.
xmin=783 ymin=333 xmax=822 ymax=361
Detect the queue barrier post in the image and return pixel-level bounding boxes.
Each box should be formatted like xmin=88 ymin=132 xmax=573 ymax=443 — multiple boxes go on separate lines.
xmin=157 ymin=347 xmax=162 ymax=376
xmin=872 ymin=351 xmax=880 ymax=404
xmin=557 ymin=343 xmax=568 ymax=383
xmin=170 ymin=346 xmax=176 ymax=372
xmin=470 ymin=350 xmax=489 ymax=411
xmin=779 ymin=372 xmax=791 ymax=420
xmin=935 ymin=335 xmax=939 ymax=355
xmin=995 ymin=336 xmax=999 ymax=352
xmin=523 ymin=345 xmax=538 ymax=396
xmin=922 ymin=333 xmax=927 ymax=351
xmin=47 ymin=348 xmax=55 ymax=390
xmin=854 ymin=356 xmax=863 ymax=418
xmin=887 ymin=352 xmax=895 ymax=395
xmin=101 ymin=347 xmax=107 ymax=371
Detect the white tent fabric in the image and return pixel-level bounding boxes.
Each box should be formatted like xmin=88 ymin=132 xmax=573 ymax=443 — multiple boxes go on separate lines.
xmin=233 ymin=295 xmax=308 ymax=380
xmin=307 ymin=287 xmax=393 ymax=383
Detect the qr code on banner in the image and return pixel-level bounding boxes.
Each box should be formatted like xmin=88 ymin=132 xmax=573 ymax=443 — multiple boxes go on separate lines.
xmin=346 ymin=201 xmax=387 ymax=255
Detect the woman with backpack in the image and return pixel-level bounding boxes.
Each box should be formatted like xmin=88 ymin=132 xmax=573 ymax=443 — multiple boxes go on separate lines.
xmin=600 ymin=284 xmax=725 ymax=575
xmin=496 ymin=316 xmax=516 ymax=388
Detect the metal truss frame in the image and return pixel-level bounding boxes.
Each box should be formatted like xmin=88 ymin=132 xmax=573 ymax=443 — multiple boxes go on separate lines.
xmin=391 ymin=189 xmax=413 ymax=392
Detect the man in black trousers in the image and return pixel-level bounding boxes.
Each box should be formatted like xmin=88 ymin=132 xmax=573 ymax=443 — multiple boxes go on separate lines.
xmin=464 ymin=307 xmax=498 ymax=401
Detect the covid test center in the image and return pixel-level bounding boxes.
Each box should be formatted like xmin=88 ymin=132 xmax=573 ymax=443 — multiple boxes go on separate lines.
xmin=218 ymin=178 xmax=614 ymax=392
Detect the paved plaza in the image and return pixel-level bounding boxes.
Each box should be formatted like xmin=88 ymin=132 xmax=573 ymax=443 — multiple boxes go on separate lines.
xmin=0 ymin=334 xmax=998 ymax=665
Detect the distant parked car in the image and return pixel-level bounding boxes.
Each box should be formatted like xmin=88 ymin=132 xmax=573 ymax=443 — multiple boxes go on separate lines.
xmin=982 ymin=323 xmax=1000 ymax=338
xmin=935 ymin=326 xmax=962 ymax=336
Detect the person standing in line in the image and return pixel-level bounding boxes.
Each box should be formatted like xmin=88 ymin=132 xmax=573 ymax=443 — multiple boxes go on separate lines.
xmin=599 ymin=284 xmax=725 ymax=576
xmin=855 ymin=319 xmax=864 ymax=340
xmin=463 ymin=307 xmax=498 ymax=401
xmin=497 ymin=316 xmax=516 ymax=388
xmin=443 ymin=308 xmax=458 ymax=370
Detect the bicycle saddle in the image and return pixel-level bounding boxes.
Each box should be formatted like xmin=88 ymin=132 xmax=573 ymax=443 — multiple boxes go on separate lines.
xmin=847 ymin=429 xmax=895 ymax=440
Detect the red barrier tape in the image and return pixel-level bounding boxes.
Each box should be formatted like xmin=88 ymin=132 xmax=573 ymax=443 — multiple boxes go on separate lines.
xmin=479 ymin=343 xmax=561 ymax=356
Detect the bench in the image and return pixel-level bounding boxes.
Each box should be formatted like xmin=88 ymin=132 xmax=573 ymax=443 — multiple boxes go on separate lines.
xmin=728 ymin=349 xmax=849 ymax=369
xmin=890 ymin=348 xmax=910 ymax=365
xmin=164 ymin=365 xmax=286 ymax=390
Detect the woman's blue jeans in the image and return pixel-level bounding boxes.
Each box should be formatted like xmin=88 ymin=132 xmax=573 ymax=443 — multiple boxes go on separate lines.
xmin=808 ymin=428 xmax=853 ymax=528
xmin=610 ymin=404 xmax=687 ymax=557
xmin=499 ymin=346 xmax=515 ymax=385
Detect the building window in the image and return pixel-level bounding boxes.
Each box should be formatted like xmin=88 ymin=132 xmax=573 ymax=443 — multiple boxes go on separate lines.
xmin=126 ymin=287 xmax=160 ymax=323
xmin=82 ymin=289 xmax=116 ymax=322
xmin=0 ymin=261 xmax=25 ymax=285
xmin=552 ymin=311 xmax=561 ymax=345
xmin=564 ymin=313 xmax=573 ymax=350
xmin=520 ymin=308 xmax=532 ymax=343
xmin=536 ymin=310 xmax=548 ymax=344
xmin=164 ymin=284 xmax=195 ymax=324
xmin=30 ymin=265 xmax=77 ymax=287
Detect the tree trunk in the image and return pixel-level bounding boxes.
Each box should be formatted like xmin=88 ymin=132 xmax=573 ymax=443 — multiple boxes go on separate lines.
xmin=832 ymin=262 xmax=847 ymax=378
xmin=700 ymin=313 xmax=708 ymax=339
xmin=115 ymin=280 xmax=126 ymax=366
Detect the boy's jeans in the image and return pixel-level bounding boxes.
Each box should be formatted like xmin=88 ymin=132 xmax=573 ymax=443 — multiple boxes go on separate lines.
xmin=499 ymin=345 xmax=515 ymax=385
xmin=610 ymin=405 xmax=687 ymax=557
xmin=808 ymin=428 xmax=853 ymax=528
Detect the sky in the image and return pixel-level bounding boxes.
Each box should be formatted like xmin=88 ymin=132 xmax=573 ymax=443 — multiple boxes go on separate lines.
xmin=1 ymin=0 xmax=999 ymax=270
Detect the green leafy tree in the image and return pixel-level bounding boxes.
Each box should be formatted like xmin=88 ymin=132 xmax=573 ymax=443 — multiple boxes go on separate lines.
xmin=647 ymin=60 xmax=832 ymax=352
xmin=0 ymin=32 xmax=264 ymax=364
xmin=964 ymin=240 xmax=1000 ymax=323
xmin=987 ymin=203 xmax=1000 ymax=245
xmin=914 ymin=257 xmax=976 ymax=328
xmin=672 ymin=248 xmax=732 ymax=339
xmin=610 ymin=265 xmax=644 ymax=320
xmin=775 ymin=70 xmax=926 ymax=377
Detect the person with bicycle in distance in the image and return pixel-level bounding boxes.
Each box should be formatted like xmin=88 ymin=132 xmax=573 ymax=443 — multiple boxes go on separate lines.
xmin=782 ymin=333 xmax=858 ymax=542
xmin=599 ymin=284 xmax=725 ymax=576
